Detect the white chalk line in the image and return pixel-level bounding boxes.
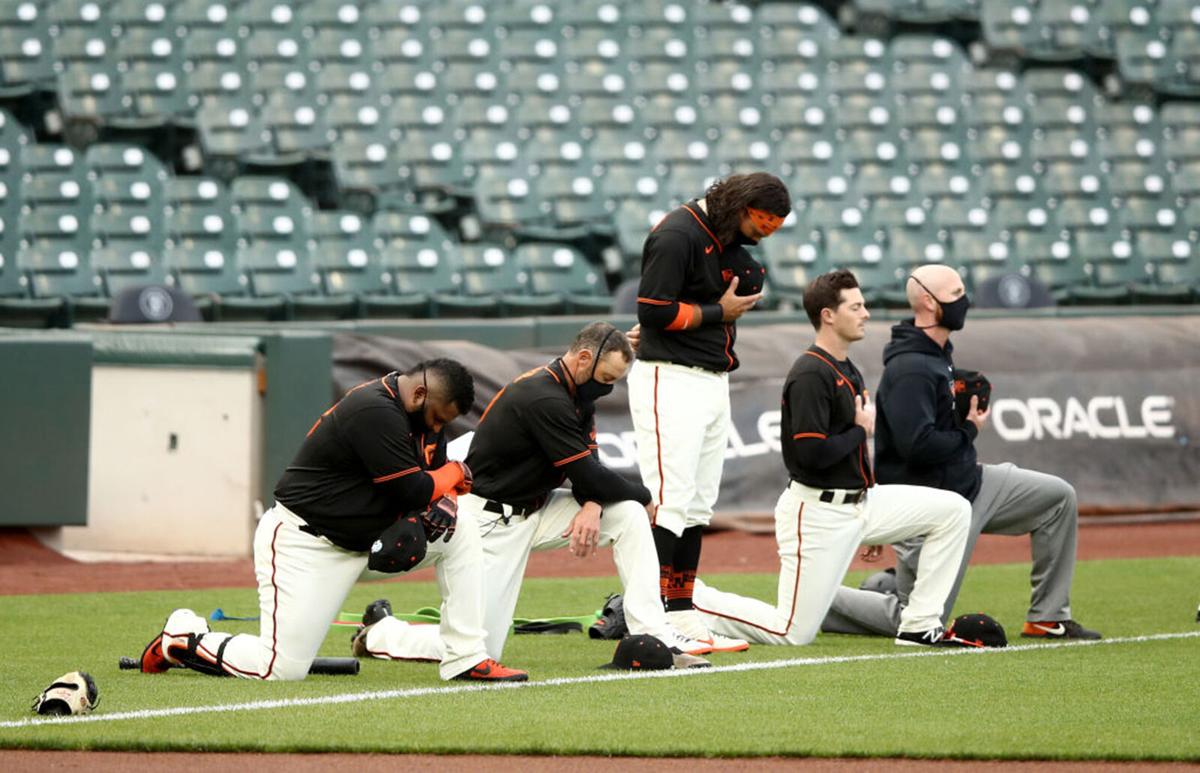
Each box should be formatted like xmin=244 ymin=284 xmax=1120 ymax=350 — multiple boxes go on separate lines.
xmin=3 ymin=630 xmax=1197 ymax=731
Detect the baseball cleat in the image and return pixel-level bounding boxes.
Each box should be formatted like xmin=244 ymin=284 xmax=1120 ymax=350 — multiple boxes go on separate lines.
xmin=160 ymin=608 xmax=211 ymax=665
xmin=895 ymin=627 xmax=953 ymax=647
xmin=452 ymin=658 xmax=528 ymax=682
xmin=350 ymin=599 xmax=395 ymax=657
xmin=669 ymin=649 xmax=712 ymax=669
xmin=659 ymin=625 xmax=714 ymax=656
xmin=667 ymin=609 xmax=750 ymax=653
xmin=1020 ymin=620 xmax=1102 ymax=640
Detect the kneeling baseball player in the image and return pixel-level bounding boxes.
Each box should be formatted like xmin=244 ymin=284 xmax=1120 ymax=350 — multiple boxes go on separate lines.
xmin=140 ymin=359 xmax=526 ymax=682
xmin=357 ymin=323 xmax=711 ymax=667
xmin=691 ymin=270 xmax=972 ymax=646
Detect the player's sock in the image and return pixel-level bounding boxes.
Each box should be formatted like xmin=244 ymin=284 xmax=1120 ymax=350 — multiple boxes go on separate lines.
xmin=665 ymin=526 xmax=702 ymax=612
xmin=652 ymin=525 xmax=678 ymax=609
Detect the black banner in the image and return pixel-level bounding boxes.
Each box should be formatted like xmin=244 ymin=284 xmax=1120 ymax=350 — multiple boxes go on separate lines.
xmin=332 ymin=316 xmax=1200 ymax=531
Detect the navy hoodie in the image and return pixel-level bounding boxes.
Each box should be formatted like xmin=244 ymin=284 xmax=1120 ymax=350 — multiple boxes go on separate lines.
xmin=873 ymin=320 xmax=983 ymax=502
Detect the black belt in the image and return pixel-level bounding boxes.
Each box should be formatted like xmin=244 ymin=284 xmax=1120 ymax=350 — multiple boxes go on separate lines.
xmin=818 ymin=489 xmax=866 ymax=505
xmin=482 ymin=499 xmax=539 ymax=519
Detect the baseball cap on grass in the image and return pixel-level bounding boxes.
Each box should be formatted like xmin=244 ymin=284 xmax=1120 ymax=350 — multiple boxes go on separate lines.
xmin=943 ymin=613 xmax=1007 ymax=648
xmin=598 ymin=634 xmax=674 ymax=670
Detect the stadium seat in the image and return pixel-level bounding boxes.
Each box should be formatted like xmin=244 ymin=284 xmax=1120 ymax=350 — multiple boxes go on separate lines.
xmin=456 ymin=243 xmax=563 ymax=314
xmin=56 ymin=62 xmax=129 ymax=146
xmin=18 ymin=208 xmax=105 ymax=323
xmin=0 ymin=0 xmax=55 ymax=96
xmin=89 ymin=209 xmax=170 ymax=298
xmin=237 ymin=241 xmax=355 ymax=320
xmin=195 ymin=99 xmax=271 ymax=180
xmin=513 ymin=242 xmax=612 ymax=314
xmin=1070 ymin=236 xmax=1150 ymax=304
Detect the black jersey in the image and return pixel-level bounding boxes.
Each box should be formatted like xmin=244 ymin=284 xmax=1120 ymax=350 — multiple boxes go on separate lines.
xmin=467 ymin=359 xmax=651 ymax=510
xmin=274 ymin=372 xmax=444 ymax=551
xmin=781 ymin=345 xmax=875 ymax=491
xmin=636 ymin=200 xmax=761 ymax=373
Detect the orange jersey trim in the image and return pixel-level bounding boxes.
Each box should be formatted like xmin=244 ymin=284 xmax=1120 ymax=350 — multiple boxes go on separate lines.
xmin=553 ymin=449 xmax=592 ymax=467
xmin=373 ymin=467 xmax=421 ymax=483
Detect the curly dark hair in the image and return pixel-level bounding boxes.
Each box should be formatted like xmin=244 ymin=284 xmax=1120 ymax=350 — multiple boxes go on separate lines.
xmin=703 ymin=172 xmax=792 ymax=246
xmin=803 ymin=269 xmax=861 ymax=331
xmin=404 ymin=358 xmax=475 ymax=415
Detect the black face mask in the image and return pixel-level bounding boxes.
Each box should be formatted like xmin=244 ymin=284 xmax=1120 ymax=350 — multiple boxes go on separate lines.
xmin=574 ymin=329 xmax=617 ymax=403
xmin=407 ymin=369 xmax=430 ymax=434
xmin=910 ymin=275 xmax=971 ymax=331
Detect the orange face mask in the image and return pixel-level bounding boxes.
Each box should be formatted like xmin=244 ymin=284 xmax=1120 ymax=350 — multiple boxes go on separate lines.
xmin=746 ymin=207 xmax=785 ymax=237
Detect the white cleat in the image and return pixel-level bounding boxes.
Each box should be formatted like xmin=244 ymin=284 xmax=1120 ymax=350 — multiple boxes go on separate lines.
xmin=658 ymin=624 xmax=714 ymax=656
xmin=668 ymin=609 xmax=750 ymax=653
xmin=161 ymin=608 xmax=210 ymax=665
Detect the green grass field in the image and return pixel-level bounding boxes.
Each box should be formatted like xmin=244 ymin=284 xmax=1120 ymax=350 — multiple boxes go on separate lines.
xmin=2 ymin=556 xmax=1198 ymax=761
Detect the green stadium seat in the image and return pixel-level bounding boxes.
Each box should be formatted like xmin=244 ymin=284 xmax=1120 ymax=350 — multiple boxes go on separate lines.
xmin=535 ymin=168 xmax=609 ymax=232
xmin=1097 ymin=125 xmax=1161 ymax=165
xmin=949 ymin=224 xmax=1010 ymax=267
xmin=760 ymin=236 xmax=822 ymax=307
xmin=57 ymin=63 xmax=130 ymax=145
xmin=308 ymin=27 xmax=369 ymax=69
xmin=90 ymin=242 xmax=169 ymax=298
xmin=169 ymin=175 xmax=232 ymax=212
xmin=522 ymin=128 xmax=589 ymax=170
xmin=51 ymin=27 xmax=113 ymax=69
xmin=1162 ymin=104 xmax=1200 ymax=164
xmin=702 ymin=28 xmax=758 ymax=66
xmin=373 ymin=210 xmax=451 ymax=248
xmin=0 ymin=1 xmax=55 ymax=96
xmin=599 ymin=167 xmax=663 ymax=207
xmin=891 ymin=62 xmax=963 ymax=100
xmin=185 ymin=60 xmax=250 ymax=106
xmin=119 ymin=61 xmax=189 ymax=129
xmin=981 ymin=0 xmax=1037 ymax=54
xmin=897 ymin=94 xmax=960 ymax=132
xmin=18 ymin=209 xmax=103 ymax=324
xmin=1031 ymin=128 xmax=1095 ymax=165
xmin=258 ymin=94 xmax=333 ymax=162
xmin=891 ymin=34 xmax=969 ymax=66
xmin=1120 ymin=195 xmax=1182 ymax=232
xmin=961 ymin=68 xmax=1024 ymax=98
xmin=299 ymin=0 xmax=368 ymax=34
xmin=1041 ymin=159 xmax=1107 ymax=203
xmin=630 ymin=62 xmax=695 ymax=100
xmin=917 ymin=164 xmax=974 ymax=204
xmin=174 ymin=0 xmax=237 ymax=32
xmin=903 ymin=126 xmax=967 ymax=168
xmin=1070 ymin=235 xmax=1150 ymax=304
xmin=1029 ymin=95 xmax=1096 ymax=134
xmin=86 ymin=143 xmax=169 ymax=203
xmin=363 ymin=1 xmax=429 ymax=35
xmin=110 ymin=0 xmax=172 ymax=31
xmin=238 ymin=242 xmax=355 ymax=320
xmin=1116 ymin=30 xmax=1173 ymax=88
xmin=1085 ymin=0 xmax=1156 ymax=59
xmin=46 ymin=0 xmax=109 ymax=31
xmin=196 ymin=100 xmax=271 ymax=179
xmin=968 ymin=126 xmax=1030 ymax=165
xmin=239 ymin=0 xmax=300 ymax=32
xmin=392 ymin=131 xmax=468 ymax=199
xmin=492 ymin=3 xmax=560 ymax=31
xmin=1164 ymin=26 xmax=1200 ymax=97
xmin=613 ymin=200 xmax=667 ymax=263
xmin=1107 ymin=159 xmax=1168 ymax=199
xmin=371 ymin=242 xmax=462 ymax=318
xmin=513 ymin=243 xmax=612 ymax=315
xmin=1093 ymin=100 xmax=1158 ymax=131
xmin=563 ymin=62 xmax=629 ymax=100
xmin=1026 ymin=0 xmax=1095 ymax=61
xmin=331 ymin=136 xmax=405 ymax=214
xmin=429 ymin=244 xmax=516 ymax=318
xmin=1133 ymin=232 xmax=1198 ymax=301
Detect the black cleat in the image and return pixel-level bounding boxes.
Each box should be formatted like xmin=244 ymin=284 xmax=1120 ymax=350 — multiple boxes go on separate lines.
xmin=363 ymin=598 xmax=393 ymax=627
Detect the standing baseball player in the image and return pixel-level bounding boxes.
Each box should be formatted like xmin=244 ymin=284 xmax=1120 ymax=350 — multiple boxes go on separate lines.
xmin=822 ymin=264 xmax=1101 ymax=641
xmin=691 ymin=270 xmax=973 ymax=646
xmin=403 ymin=322 xmax=709 ymax=666
xmin=139 ymin=360 xmax=527 ymax=682
xmin=628 ymin=172 xmax=791 ymax=652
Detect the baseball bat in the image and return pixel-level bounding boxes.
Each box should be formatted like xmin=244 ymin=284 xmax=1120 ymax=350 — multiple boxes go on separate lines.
xmin=119 ymin=656 xmax=360 ymax=676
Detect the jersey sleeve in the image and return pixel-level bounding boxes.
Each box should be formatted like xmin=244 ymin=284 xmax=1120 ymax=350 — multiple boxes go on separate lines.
xmin=637 ymin=227 xmax=723 ymax=331
xmin=786 ymin=373 xmax=867 ymax=470
xmin=337 ymin=406 xmax=434 ymax=512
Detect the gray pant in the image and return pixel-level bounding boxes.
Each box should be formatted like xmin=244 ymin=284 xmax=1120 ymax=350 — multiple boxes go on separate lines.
xmin=822 ymin=463 xmax=1079 ymax=636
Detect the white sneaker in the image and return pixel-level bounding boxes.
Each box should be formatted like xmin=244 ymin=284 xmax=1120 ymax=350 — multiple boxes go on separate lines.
xmin=668 ymin=609 xmax=750 ymax=653
xmin=658 ymin=625 xmax=714 ymax=656
xmin=161 ymin=608 xmax=210 ymax=665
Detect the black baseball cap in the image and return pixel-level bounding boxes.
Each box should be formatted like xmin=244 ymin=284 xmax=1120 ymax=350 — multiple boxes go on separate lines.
xmin=943 ymin=613 xmax=1008 ymax=648
xmin=367 ymin=515 xmax=428 ymax=573
xmin=597 ymin=634 xmax=674 ymax=670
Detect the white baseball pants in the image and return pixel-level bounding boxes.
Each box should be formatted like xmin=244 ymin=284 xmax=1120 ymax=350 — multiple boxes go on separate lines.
xmin=628 ymin=359 xmax=730 ymax=536
xmin=197 ymin=502 xmax=489 ymax=681
xmin=456 ymin=490 xmax=674 ymax=660
xmin=694 ymin=482 xmax=971 ymax=645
